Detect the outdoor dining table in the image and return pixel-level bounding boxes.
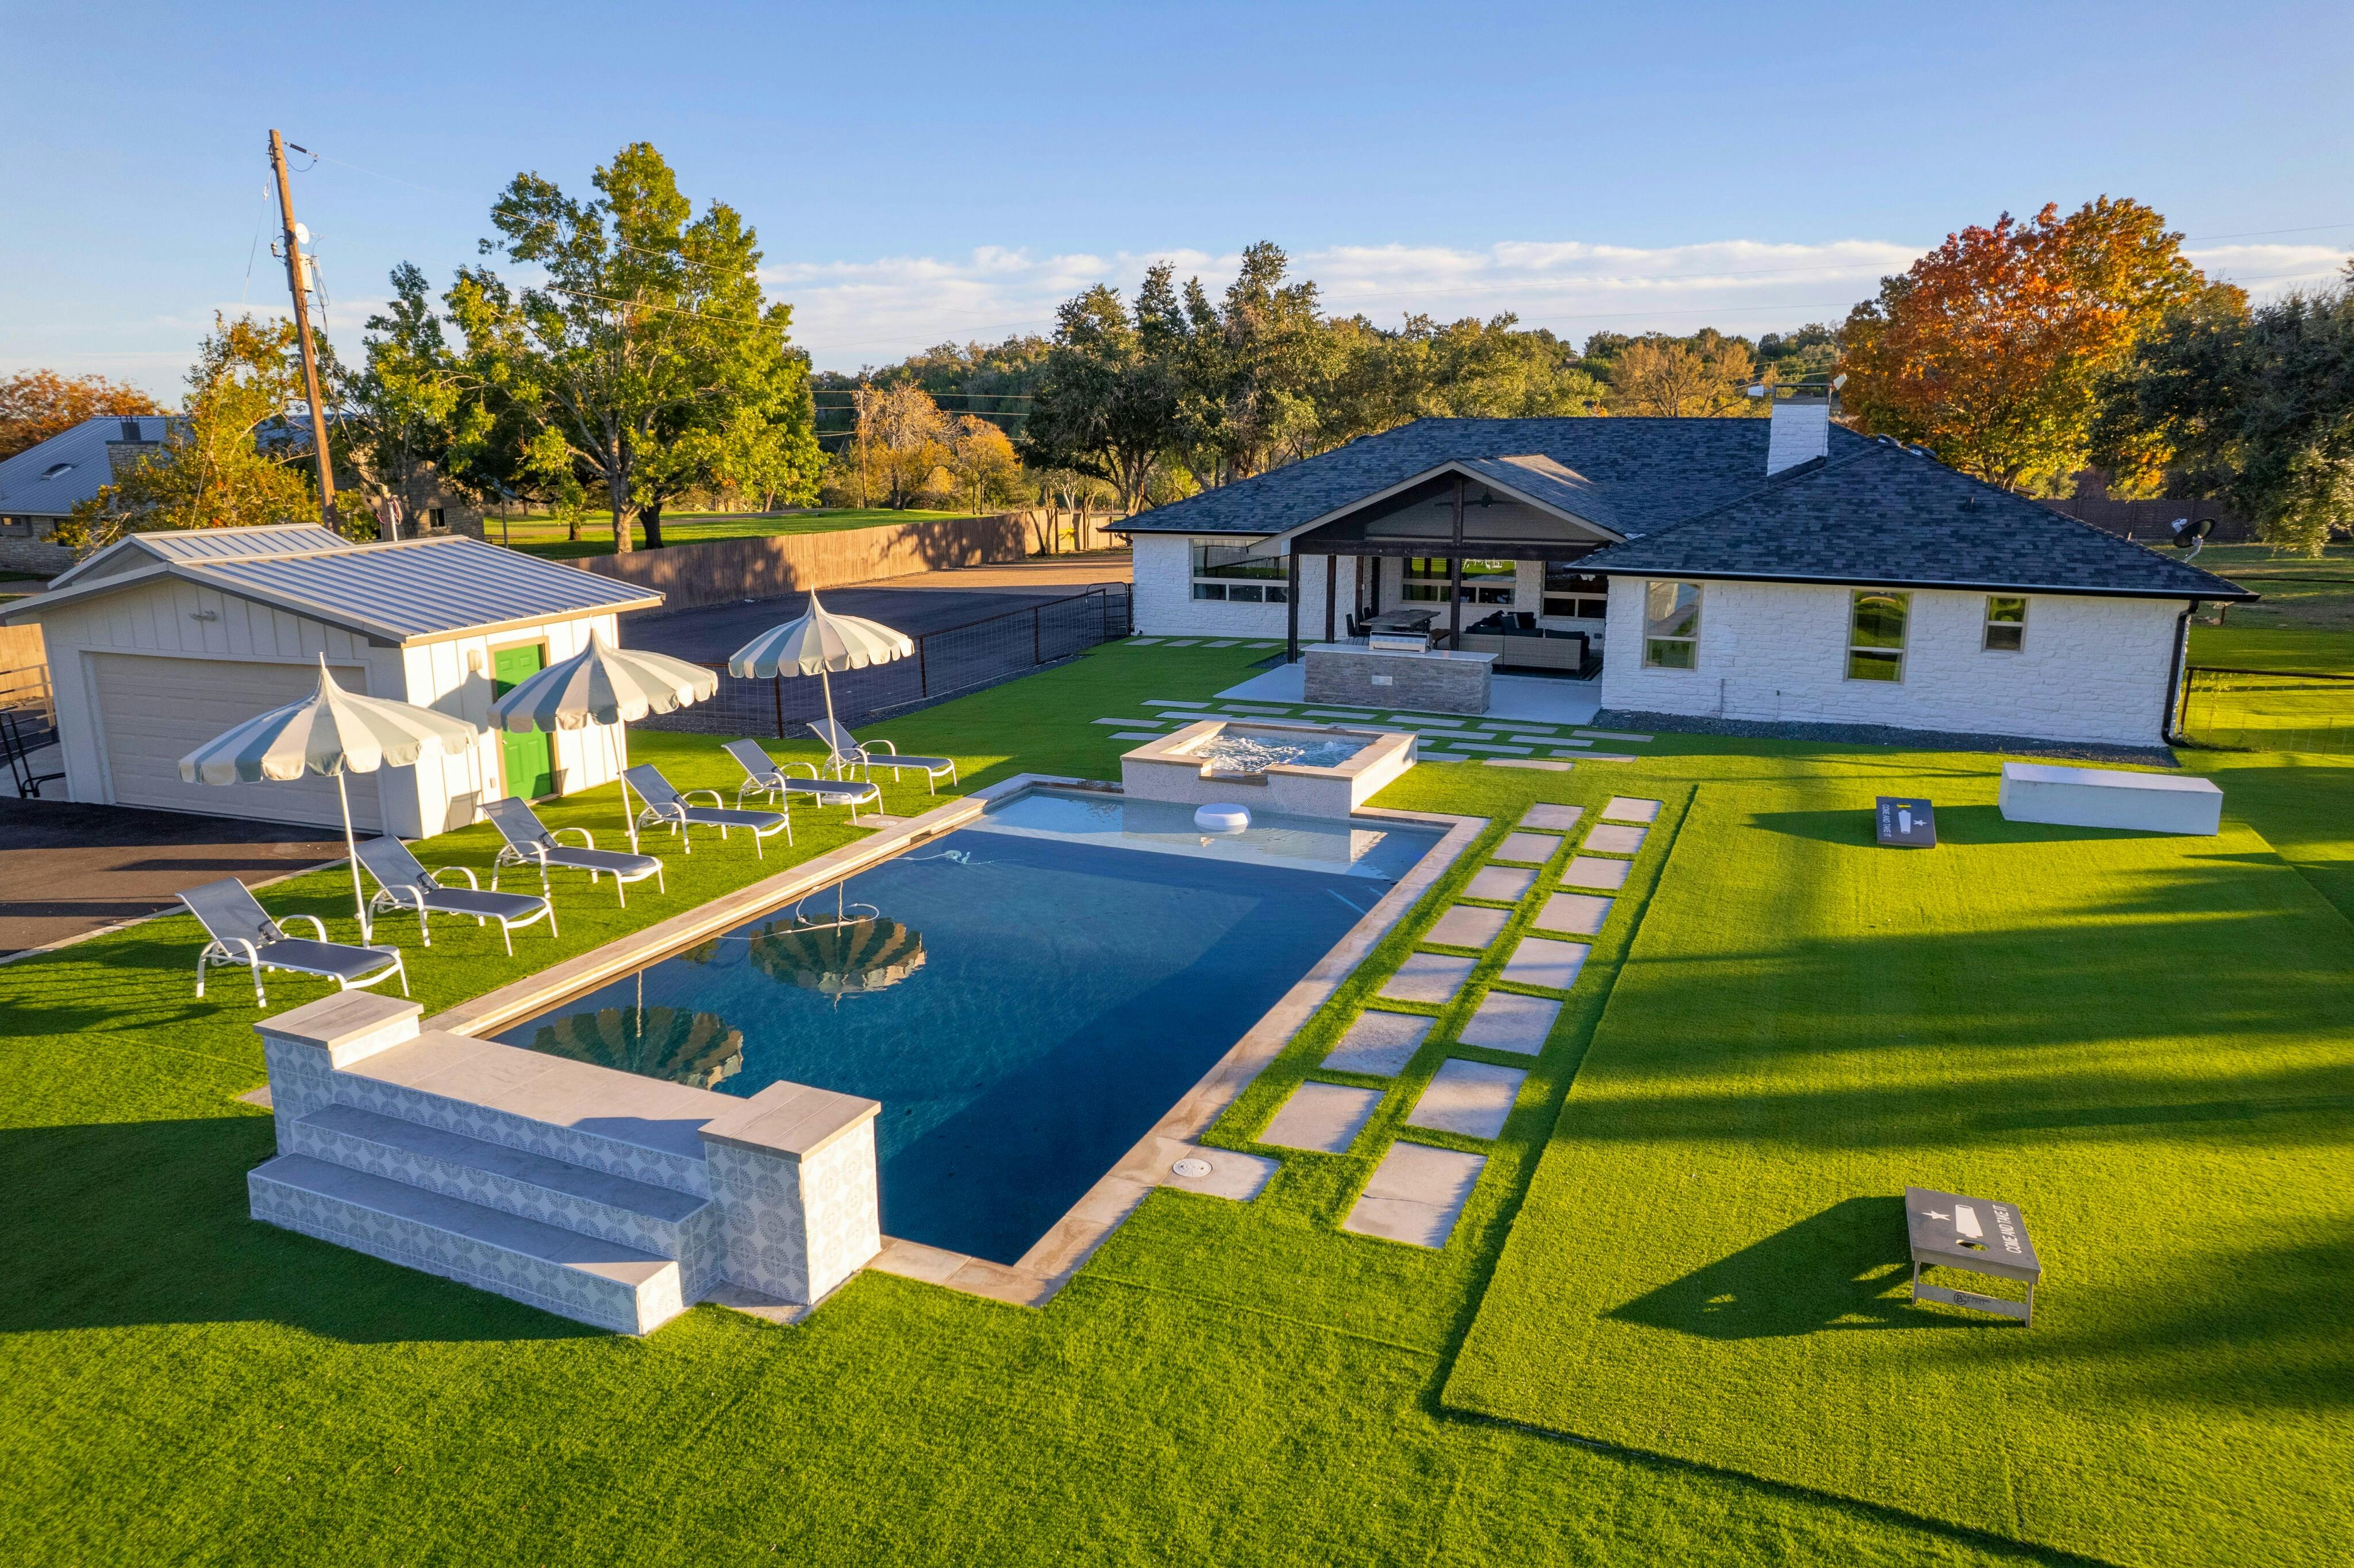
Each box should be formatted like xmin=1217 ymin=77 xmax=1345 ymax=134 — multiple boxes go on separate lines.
xmin=1905 ymin=1185 xmax=2041 ymax=1323
xmin=1367 ymin=608 xmax=1438 ymax=631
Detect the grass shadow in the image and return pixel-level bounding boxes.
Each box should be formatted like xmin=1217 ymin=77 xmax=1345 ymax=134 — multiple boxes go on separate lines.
xmin=1747 ymin=804 xmax=2210 ymax=847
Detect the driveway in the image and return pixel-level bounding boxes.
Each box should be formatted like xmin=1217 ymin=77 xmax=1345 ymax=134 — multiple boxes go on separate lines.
xmin=0 ymin=795 xmax=341 ymax=957
xmin=625 ymin=553 xmax=1130 ymax=662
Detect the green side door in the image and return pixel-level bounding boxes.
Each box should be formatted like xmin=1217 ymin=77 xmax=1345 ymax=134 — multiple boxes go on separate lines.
xmin=491 ymin=644 xmax=555 ymax=798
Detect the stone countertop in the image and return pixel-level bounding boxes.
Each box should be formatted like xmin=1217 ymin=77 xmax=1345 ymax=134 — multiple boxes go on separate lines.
xmin=1305 ymin=642 xmax=1497 ymax=666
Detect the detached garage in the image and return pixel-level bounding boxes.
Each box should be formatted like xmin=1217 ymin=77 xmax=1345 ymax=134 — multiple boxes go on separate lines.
xmin=2 ymin=525 xmax=661 ymax=837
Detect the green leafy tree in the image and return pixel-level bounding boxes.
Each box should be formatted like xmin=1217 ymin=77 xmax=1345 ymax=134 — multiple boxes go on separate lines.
xmin=444 ymin=142 xmax=818 ymax=552
xmin=2095 ymin=264 xmax=2354 ymax=553
xmin=1173 ymin=242 xmax=1344 ymax=485
xmin=0 ymin=370 xmax=161 ymax=461
xmin=61 ymin=314 xmax=324 ymax=550
xmin=1020 ymin=269 xmax=1183 ymax=512
xmin=339 ymin=262 xmax=463 ymax=539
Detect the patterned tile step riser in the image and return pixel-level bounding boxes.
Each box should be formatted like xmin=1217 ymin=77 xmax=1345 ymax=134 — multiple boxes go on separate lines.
xmin=317 ymin=1071 xmax=710 ymax=1199
xmin=249 ymin=1173 xmax=686 ymax=1335
xmin=287 ymin=1116 xmax=720 ymax=1261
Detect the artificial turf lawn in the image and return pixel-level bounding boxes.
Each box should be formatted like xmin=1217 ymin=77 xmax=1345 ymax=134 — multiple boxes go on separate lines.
xmin=1440 ymin=772 xmax=2354 ymax=1568
xmin=3 ymin=638 xmax=2347 ymax=1565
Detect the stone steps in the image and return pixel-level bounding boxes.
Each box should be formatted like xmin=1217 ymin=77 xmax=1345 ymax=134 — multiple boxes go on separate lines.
xmin=249 ymin=1154 xmax=688 ymax=1335
xmin=288 ymin=1103 xmax=716 ymax=1262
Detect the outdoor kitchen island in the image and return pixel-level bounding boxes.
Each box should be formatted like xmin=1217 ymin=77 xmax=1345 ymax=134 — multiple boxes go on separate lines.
xmin=1302 ymin=641 xmax=1495 ymax=715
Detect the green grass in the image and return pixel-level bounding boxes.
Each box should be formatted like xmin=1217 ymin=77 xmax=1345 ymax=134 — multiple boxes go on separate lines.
xmin=490 ymin=508 xmax=974 ymax=561
xmin=1440 ymin=769 xmax=2353 ymax=1567
xmin=2 ymin=642 xmax=2347 ymax=1565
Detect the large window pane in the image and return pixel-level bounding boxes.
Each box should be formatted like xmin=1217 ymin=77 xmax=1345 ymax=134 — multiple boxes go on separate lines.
xmin=1847 ymin=590 xmax=1909 ymax=681
xmin=1191 ymin=542 xmax=1285 ymax=581
xmin=1644 ymin=581 xmax=1702 ymax=640
xmin=1847 ymin=650 xmax=1904 ymax=681
xmin=1645 ymin=638 xmax=1697 ymax=669
xmin=1984 ymin=596 xmax=2026 ymax=652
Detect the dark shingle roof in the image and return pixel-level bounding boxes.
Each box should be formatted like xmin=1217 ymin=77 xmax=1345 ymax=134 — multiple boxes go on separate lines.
xmin=1576 ymin=442 xmax=2253 ymax=601
xmin=1118 ymin=418 xmax=1875 ymax=540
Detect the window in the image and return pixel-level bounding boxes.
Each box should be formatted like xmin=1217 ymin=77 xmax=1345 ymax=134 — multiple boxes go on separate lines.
xmin=1190 ymin=541 xmax=1288 ymax=603
xmin=1542 ymin=564 xmax=1608 ymax=620
xmin=1642 ymin=581 xmax=1702 ymax=669
xmin=1847 ymin=590 xmax=1910 ymax=681
xmin=1983 ymin=596 xmax=2026 ymax=652
xmin=1401 ymin=557 xmax=1515 ymax=606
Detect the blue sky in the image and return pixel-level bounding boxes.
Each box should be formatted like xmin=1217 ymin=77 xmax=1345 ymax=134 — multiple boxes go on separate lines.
xmin=7 ymin=0 xmax=2350 ymax=392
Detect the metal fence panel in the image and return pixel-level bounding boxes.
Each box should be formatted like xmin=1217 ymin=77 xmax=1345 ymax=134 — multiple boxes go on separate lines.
xmin=2180 ymin=665 xmax=2354 ymax=754
xmin=640 ymin=585 xmax=1131 ymax=739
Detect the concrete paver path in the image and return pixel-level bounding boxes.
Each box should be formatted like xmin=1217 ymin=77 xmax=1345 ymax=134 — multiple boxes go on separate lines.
xmin=1457 ymin=990 xmax=1561 ymax=1055
xmin=1562 ymin=855 xmax=1632 ymax=891
xmin=1406 ymin=1060 xmax=1528 ymax=1140
xmin=1381 ymin=951 xmax=1480 ymax=1005
xmin=1464 ymin=865 xmax=1537 ymax=902
xmin=1260 ymin=1082 xmax=1385 ymax=1153
xmin=1520 ymin=804 xmax=1586 ymax=833
xmin=1601 ymin=796 xmax=1661 ymax=823
xmin=1492 ymin=831 xmax=1563 ymax=864
xmin=1534 ymin=892 xmax=1613 ymax=936
xmin=1342 ymin=1143 xmax=1488 ymax=1249
xmin=1426 ymin=904 xmax=1511 ymax=949
xmin=1584 ymin=823 xmax=1649 ymax=856
xmin=1499 ymin=935 xmax=1590 ymax=991
xmin=1321 ymin=1011 xmax=1433 ymax=1078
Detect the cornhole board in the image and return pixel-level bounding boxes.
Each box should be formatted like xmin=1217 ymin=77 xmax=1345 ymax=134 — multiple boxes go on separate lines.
xmin=1875 ymin=797 xmax=1936 ymax=848
xmin=1905 ymin=1185 xmax=2041 ymax=1323
xmin=1997 ymin=762 xmax=2221 ymax=836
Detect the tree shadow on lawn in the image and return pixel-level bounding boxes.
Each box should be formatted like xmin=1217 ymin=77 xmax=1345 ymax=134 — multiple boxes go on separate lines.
xmin=0 ymin=1116 xmax=599 ymax=1345
xmin=1604 ymin=1196 xmax=2001 ymax=1340
xmin=1748 ymin=804 xmax=2220 ymax=848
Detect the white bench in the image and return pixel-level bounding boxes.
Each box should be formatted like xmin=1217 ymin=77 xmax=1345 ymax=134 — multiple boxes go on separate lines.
xmin=1997 ymin=762 xmax=2222 ymax=836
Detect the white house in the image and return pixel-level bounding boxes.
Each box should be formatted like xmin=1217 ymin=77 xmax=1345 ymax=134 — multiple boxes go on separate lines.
xmin=1113 ymin=396 xmax=2251 ymax=749
xmin=0 ymin=525 xmax=663 ymax=835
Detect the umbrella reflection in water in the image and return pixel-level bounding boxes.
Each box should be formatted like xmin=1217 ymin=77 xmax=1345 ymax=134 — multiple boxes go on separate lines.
xmin=532 ymin=971 xmax=745 ymax=1089
xmin=745 ymin=885 xmax=925 ymax=1004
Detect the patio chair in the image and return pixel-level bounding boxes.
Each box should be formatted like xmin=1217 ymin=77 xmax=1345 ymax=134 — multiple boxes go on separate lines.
xmin=622 ymin=764 xmax=791 ymax=858
xmin=484 ymin=796 xmax=666 ymax=907
xmin=723 ymin=738 xmax=882 ymax=823
xmin=179 ymin=877 xmax=407 ymax=1005
xmin=356 ymin=835 xmax=557 ymax=956
xmin=807 ymin=718 xmax=958 ymax=794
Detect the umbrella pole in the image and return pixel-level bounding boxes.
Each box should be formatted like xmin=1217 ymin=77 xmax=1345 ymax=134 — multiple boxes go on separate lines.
xmin=336 ymin=770 xmax=370 ymax=943
xmin=821 ymin=668 xmax=841 ymax=779
xmin=613 ymin=721 xmax=638 ymax=853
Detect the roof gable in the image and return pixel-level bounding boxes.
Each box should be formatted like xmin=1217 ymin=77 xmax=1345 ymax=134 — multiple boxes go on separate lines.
xmin=49 ymin=521 xmax=351 ymax=588
xmin=0 ymin=415 xmax=172 ymax=520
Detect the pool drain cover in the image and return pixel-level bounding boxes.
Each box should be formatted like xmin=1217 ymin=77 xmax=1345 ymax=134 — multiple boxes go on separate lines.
xmin=1171 ymin=1158 xmax=1213 ymax=1179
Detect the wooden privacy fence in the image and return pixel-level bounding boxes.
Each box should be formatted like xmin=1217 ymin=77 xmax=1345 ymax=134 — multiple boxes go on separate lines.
xmin=576 ymin=514 xmax=1030 ymax=611
xmin=640 ymin=584 xmax=1133 ymax=739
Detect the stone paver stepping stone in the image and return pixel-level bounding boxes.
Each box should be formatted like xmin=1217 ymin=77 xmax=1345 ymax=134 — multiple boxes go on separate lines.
xmin=1452 ymin=741 xmax=1534 ymax=756
xmin=1230 ymin=703 xmax=1293 ymax=712
xmin=1159 ymin=1145 xmax=1278 ymax=1200
xmin=1576 ymin=730 xmax=1652 ymax=742
xmin=1406 ymin=1059 xmax=1528 ymax=1140
xmin=1093 ymin=716 xmax=1154 ymax=726
xmin=1457 ymin=989 xmax=1560 ymax=1055
xmin=1484 ymin=758 xmax=1572 ymax=771
xmin=1305 ymin=709 xmax=1379 ymax=719
xmin=1111 ymin=732 xmax=1162 ymax=741
xmin=1602 ymin=796 xmax=1661 ymax=823
xmin=1320 ymin=1010 xmax=1434 ymax=1077
xmin=1562 ymin=855 xmax=1632 ymax=891
xmin=1205 ymin=639 xmax=1240 ymax=648
xmin=1342 ymin=1143 xmax=1488 ymax=1249
xmin=1534 ymin=892 xmax=1613 ymax=936
xmin=1426 ymin=904 xmax=1511 ymax=949
xmin=1381 ymin=951 xmax=1480 ymax=1005
xmin=1128 ymin=637 xmax=1162 ymax=645
xmin=1405 ymin=716 xmax=1467 ymax=727
xmin=1491 ymin=830 xmax=1563 ymax=864
xmin=1145 ymin=699 xmax=1209 ymax=708
xmin=1464 ymin=865 xmax=1537 ymax=902
xmin=1520 ymin=803 xmax=1585 ymax=833
xmin=1575 ymin=752 xmax=1639 ymax=762
xmin=1584 ymin=823 xmax=1648 ymax=855
xmin=1259 ymin=1082 xmax=1384 ymax=1153
xmin=1163 ymin=639 xmax=1199 ymax=646
xmin=1500 ymin=935 xmax=1590 ymax=991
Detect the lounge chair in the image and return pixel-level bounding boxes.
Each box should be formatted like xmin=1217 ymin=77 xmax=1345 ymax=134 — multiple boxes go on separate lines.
xmin=808 ymin=718 xmax=958 ymax=793
xmin=357 ymin=835 xmax=556 ymax=956
xmin=623 ymin=764 xmax=791 ymax=858
xmin=484 ymin=796 xmax=666 ymax=906
xmin=180 ymin=876 xmax=407 ymax=1005
xmin=723 ymin=738 xmax=881 ymax=823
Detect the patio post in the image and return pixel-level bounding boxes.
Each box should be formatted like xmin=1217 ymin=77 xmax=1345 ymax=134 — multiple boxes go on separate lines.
xmin=1286 ymin=549 xmax=1301 ymax=661
xmin=1324 ymin=553 xmax=1336 ymax=642
xmin=1449 ymin=477 xmax=1466 ymax=649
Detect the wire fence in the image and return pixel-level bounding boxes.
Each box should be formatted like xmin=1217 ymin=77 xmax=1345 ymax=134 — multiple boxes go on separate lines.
xmin=640 ymin=584 xmax=1132 ymax=739
xmin=2179 ymin=665 xmax=2354 ymax=754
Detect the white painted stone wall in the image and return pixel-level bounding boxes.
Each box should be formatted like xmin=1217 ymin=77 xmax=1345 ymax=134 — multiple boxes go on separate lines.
xmin=1129 ymin=532 xmax=1337 ymax=639
xmin=1597 ymin=577 xmax=2182 ymax=747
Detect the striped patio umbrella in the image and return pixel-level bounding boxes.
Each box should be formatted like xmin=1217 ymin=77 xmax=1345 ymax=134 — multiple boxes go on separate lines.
xmin=747 ymin=913 xmax=926 ymax=1000
xmin=487 ymin=628 xmax=718 ymax=849
xmin=530 ymin=1002 xmax=745 ymax=1089
xmin=179 ymin=656 xmax=480 ymax=940
xmin=725 ymin=591 xmax=913 ymax=769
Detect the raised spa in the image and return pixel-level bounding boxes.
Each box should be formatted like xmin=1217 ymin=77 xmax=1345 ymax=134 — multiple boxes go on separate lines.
xmin=1121 ymin=718 xmax=1418 ymax=818
xmin=1187 ymin=727 xmax=1369 ymax=773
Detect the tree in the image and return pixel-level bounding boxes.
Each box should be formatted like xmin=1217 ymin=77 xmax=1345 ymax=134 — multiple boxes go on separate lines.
xmin=2095 ymin=264 xmax=2354 ymax=553
xmin=1605 ymin=330 xmax=1758 ymax=417
xmin=339 ymin=262 xmax=462 ymax=539
xmin=1172 ymin=242 xmax=1344 ymax=485
xmin=1019 ymin=269 xmax=1182 ymax=512
xmin=0 ymin=369 xmax=162 ymax=461
xmin=59 ymin=315 xmax=324 ymax=549
xmin=829 ymin=383 xmax=952 ymax=509
xmin=444 ymin=142 xmax=818 ymax=552
xmin=944 ymin=415 xmax=1024 ymax=518
xmin=1840 ymin=198 xmax=2235 ymax=491
xmin=1317 ymin=314 xmax=1605 ymax=441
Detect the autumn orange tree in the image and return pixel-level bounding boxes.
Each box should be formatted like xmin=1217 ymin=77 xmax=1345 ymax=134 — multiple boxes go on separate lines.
xmin=0 ymin=369 xmax=160 ymax=461
xmin=1840 ymin=198 xmax=2240 ymax=492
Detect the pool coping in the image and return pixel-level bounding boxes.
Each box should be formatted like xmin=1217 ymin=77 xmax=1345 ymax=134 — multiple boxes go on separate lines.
xmin=865 ymin=774 xmax=1484 ymax=1309
xmin=425 ymin=770 xmax=1481 ymax=1318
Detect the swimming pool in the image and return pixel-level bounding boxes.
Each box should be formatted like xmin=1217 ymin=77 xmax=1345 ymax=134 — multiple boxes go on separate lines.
xmin=494 ymin=789 xmax=1437 ymax=1265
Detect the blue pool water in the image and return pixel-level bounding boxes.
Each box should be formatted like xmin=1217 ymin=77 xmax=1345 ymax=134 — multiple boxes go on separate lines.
xmin=496 ymin=791 xmax=1436 ymax=1265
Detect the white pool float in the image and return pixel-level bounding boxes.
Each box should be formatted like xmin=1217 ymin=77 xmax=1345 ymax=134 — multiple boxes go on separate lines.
xmin=1195 ymin=803 xmax=1252 ymax=834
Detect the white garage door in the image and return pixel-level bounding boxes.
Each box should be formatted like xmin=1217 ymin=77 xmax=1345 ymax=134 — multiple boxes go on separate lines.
xmin=89 ymin=653 xmax=385 ymax=831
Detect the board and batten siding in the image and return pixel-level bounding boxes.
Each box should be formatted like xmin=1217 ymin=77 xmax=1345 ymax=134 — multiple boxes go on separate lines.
xmin=31 ymin=573 xmax=626 ymax=837
xmin=1596 ymin=577 xmax=2180 ymax=747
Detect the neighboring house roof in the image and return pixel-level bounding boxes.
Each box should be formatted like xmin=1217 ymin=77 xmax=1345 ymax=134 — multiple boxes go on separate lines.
xmin=47 ymin=521 xmax=350 ymax=589
xmin=2 ymin=534 xmax=662 ymax=644
xmin=1576 ymin=442 xmax=2255 ymax=602
xmin=0 ymin=415 xmax=172 ymax=519
xmin=1116 ymin=418 xmax=1876 ymax=540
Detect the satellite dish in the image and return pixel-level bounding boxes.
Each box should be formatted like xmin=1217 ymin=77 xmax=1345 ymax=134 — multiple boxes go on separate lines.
xmin=294 ymin=222 xmax=311 ymax=248
xmin=2172 ymin=517 xmax=2214 ymax=560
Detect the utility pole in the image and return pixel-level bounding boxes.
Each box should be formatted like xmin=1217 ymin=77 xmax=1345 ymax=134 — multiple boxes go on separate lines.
xmin=269 ymin=129 xmax=337 ymax=525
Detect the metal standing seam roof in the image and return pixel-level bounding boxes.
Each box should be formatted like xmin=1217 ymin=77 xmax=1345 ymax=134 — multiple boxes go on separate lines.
xmin=5 ymin=535 xmax=663 ymax=642
xmin=46 ymin=521 xmax=351 ymax=588
xmin=0 ymin=415 xmax=174 ymax=519
xmin=1574 ymin=442 xmax=2256 ymax=601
